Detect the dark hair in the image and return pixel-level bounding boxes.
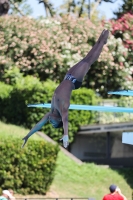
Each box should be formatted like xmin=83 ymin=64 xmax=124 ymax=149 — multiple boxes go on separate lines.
xmin=109 ymin=185 xmax=117 ymax=193
xmin=54 ymin=121 xmax=63 ymax=128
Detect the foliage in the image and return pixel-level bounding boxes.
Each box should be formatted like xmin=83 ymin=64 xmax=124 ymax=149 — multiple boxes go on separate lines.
xmin=114 ymin=0 xmax=133 ymax=18
xmin=8 ymin=0 xmax=117 ymax=18
xmin=0 ymin=81 xmax=12 ymax=99
xmin=110 ymin=13 xmax=133 ymax=50
xmin=105 ymin=13 xmax=133 ymax=88
xmin=1 ymin=121 xmax=133 ymax=199
xmin=0 ymin=82 xmax=12 ymax=121
xmin=59 ymin=0 xmax=92 ymax=18
xmin=2 ymin=66 xmax=24 ymax=85
xmin=118 ymin=96 xmax=133 ymax=107
xmin=0 ymin=0 xmax=32 ymax=16
xmin=0 ymin=16 xmax=131 ymax=97
xmin=97 ymin=111 xmax=133 ymax=124
xmin=12 ymin=0 xmax=23 ymax=2
xmin=10 ymin=0 xmax=33 ymax=16
xmin=97 ymin=98 xmax=133 ymax=124
xmin=59 ymin=0 xmax=106 ymax=21
xmin=0 ymin=0 xmax=10 ymax=16
xmin=0 ymin=76 xmax=98 ymax=144
xmin=37 ymin=0 xmax=55 ymax=17
xmin=0 ymin=137 xmax=59 ymax=194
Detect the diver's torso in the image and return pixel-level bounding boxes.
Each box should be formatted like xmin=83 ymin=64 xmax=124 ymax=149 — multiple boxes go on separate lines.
xmin=51 ymin=80 xmax=73 ymax=115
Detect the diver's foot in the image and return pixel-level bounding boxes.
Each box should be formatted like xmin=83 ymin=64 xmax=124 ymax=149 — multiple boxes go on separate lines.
xmin=99 ymin=29 xmax=109 ymax=44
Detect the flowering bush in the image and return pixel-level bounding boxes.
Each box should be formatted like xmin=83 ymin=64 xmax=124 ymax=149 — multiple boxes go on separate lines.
xmin=104 ymin=13 xmax=133 ymax=89
xmin=110 ymin=13 xmax=133 ymax=53
xmin=0 ymin=15 xmax=131 ymax=97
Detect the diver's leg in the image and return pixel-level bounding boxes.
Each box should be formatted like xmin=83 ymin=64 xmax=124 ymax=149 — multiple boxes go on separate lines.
xmin=67 ymin=29 xmax=109 ymax=81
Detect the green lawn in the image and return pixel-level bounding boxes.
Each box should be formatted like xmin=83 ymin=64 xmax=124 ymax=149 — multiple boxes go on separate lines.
xmin=51 ymin=151 xmax=133 ymax=200
xmin=1 ymin=121 xmax=133 ymax=200
xmin=0 ymin=121 xmax=42 ymax=141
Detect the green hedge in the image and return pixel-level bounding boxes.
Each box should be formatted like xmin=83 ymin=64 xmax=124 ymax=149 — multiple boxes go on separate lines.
xmin=0 ymin=138 xmax=59 ymax=194
xmin=0 ymin=82 xmax=13 ymax=121
xmin=0 ymin=76 xmax=98 ymax=144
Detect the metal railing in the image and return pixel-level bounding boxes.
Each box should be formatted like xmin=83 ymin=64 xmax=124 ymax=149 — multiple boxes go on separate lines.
xmin=16 ymin=198 xmax=96 ymax=200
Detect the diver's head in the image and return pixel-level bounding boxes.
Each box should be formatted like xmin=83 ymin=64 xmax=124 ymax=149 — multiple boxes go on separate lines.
xmin=49 ymin=116 xmax=63 ymax=128
xmin=53 ymin=120 xmax=63 ymax=128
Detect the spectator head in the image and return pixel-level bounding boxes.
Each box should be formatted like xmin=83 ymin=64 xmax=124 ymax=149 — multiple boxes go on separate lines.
xmin=109 ymin=184 xmax=117 ymax=193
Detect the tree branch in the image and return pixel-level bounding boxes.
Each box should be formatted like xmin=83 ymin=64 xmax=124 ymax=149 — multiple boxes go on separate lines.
xmin=10 ymin=0 xmax=25 ymax=16
xmin=90 ymin=0 xmax=101 ymax=17
xmin=103 ymin=0 xmax=117 ymax=3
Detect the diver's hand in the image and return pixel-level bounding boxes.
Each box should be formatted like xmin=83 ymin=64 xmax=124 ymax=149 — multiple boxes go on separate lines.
xmin=22 ymin=136 xmax=28 ymax=148
xmin=60 ymin=135 xmax=69 ymax=148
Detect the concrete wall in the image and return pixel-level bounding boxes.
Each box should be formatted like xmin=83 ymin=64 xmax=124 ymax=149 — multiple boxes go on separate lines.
xmin=70 ymin=132 xmax=133 ymax=166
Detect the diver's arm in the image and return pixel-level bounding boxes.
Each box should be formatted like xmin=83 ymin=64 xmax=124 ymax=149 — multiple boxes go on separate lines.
xmin=22 ymin=112 xmax=50 ymax=147
xmin=60 ymin=110 xmax=69 ymax=148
